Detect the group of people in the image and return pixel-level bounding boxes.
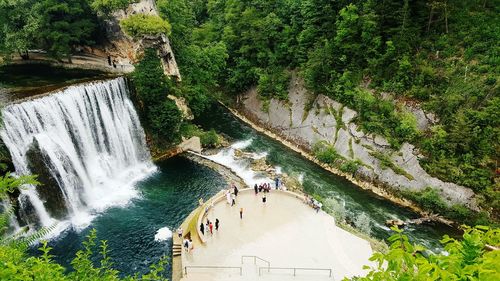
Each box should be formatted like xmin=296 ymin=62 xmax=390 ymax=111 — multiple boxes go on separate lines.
xmin=225 ymin=183 xmax=239 ymax=206
xmin=305 ymin=195 xmax=323 ymax=213
xmin=253 ymin=176 xmax=283 ymax=194
xmin=200 ymin=218 xmax=220 ymax=236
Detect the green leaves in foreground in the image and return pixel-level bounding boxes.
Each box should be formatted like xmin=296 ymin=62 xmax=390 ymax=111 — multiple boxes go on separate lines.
xmin=0 ymin=229 xmax=169 ymax=281
xmin=350 ymin=226 xmax=500 ymax=281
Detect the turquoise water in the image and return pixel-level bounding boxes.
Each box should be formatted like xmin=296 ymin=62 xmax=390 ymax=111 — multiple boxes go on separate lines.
xmin=32 ymin=156 xmax=226 ymax=277
xmin=34 ymin=104 xmax=456 ymax=279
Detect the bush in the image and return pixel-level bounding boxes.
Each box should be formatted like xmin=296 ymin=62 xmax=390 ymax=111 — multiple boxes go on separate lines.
xmin=313 ymin=141 xmax=341 ymax=165
xmin=340 ymin=160 xmax=360 ymax=175
xmin=121 ymin=14 xmax=171 ymax=38
xmin=200 ymin=129 xmax=220 ymax=148
xmin=354 ymin=212 xmax=371 ymax=235
xmin=324 ymin=197 xmax=346 ymax=223
xmin=148 ymin=100 xmax=182 ymax=142
xmin=257 ymin=67 xmax=290 ymax=101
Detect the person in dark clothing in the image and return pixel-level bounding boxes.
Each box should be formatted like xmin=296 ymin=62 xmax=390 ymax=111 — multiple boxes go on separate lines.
xmin=200 ymin=222 xmax=204 ymax=235
xmin=107 ymin=55 xmax=111 ymax=66
xmin=234 ymin=185 xmax=239 ymax=197
xmin=240 ymin=208 xmax=243 ymax=219
xmin=254 ymin=184 xmax=258 ymax=195
xmin=215 ymin=218 xmax=219 ymax=231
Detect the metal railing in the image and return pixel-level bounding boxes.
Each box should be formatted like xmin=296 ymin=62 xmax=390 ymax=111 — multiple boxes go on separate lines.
xmin=241 ymin=255 xmax=271 ymax=268
xmin=258 ymin=266 xmax=333 ymax=277
xmin=184 ymin=265 xmax=242 ymax=276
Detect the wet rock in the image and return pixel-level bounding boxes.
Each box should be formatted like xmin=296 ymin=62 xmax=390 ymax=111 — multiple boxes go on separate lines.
xmin=26 ymin=139 xmax=69 ymax=220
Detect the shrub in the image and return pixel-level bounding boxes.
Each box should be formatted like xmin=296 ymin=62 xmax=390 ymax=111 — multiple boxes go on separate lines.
xmin=354 ymin=212 xmax=371 ymax=235
xmin=340 ymin=160 xmax=360 ymax=175
xmin=324 ymin=197 xmax=346 ymax=223
xmin=200 ymin=129 xmax=220 ymax=148
xmin=121 ymin=14 xmax=171 ymax=38
xmin=313 ymin=141 xmax=341 ymax=165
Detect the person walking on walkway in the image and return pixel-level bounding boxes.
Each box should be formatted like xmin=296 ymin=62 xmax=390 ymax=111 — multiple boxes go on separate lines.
xmin=240 ymin=207 xmax=243 ymax=219
xmin=231 ymin=193 xmax=236 ymax=206
xmin=254 ymin=183 xmax=258 ymax=195
xmin=234 ymin=184 xmax=239 ymax=197
xmin=177 ymin=227 xmax=183 ymax=238
xmin=226 ymin=190 xmax=231 ymax=205
xmin=183 ymin=238 xmax=189 ymax=252
xmin=215 ymin=218 xmax=220 ymax=231
xmin=200 ymin=222 xmax=204 ymax=235
xmin=262 ymin=194 xmax=267 ymax=204
xmin=209 ymin=221 xmax=213 ymax=234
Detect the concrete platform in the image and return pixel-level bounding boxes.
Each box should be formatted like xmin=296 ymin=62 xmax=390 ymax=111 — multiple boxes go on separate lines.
xmin=180 ymin=190 xmax=373 ymax=280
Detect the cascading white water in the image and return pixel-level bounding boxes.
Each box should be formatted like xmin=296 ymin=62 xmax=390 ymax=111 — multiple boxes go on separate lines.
xmin=0 ymin=77 xmax=155 ymax=230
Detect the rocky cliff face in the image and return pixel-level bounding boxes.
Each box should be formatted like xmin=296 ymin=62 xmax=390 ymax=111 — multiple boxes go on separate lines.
xmin=239 ymin=73 xmax=478 ymax=210
xmin=100 ymin=0 xmax=181 ymax=79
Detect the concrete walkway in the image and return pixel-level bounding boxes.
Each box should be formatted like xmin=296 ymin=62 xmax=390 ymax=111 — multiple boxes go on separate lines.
xmin=180 ymin=190 xmax=373 ymax=281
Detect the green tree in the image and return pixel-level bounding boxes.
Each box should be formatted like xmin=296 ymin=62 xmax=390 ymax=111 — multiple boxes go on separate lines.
xmin=34 ymin=0 xmax=97 ymax=61
xmin=120 ymin=14 xmax=171 ymax=38
xmin=89 ymin=0 xmax=136 ymax=15
xmin=0 ymin=0 xmax=38 ymax=59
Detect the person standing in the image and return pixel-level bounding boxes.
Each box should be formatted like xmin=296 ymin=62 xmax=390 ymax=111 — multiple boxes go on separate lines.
xmin=231 ymin=193 xmax=236 ymax=206
xmin=262 ymin=194 xmax=267 ymax=204
xmin=177 ymin=227 xmax=183 ymax=238
xmin=209 ymin=221 xmax=213 ymax=234
xmin=107 ymin=55 xmax=112 ymax=66
xmin=254 ymin=183 xmax=258 ymax=195
xmin=215 ymin=218 xmax=220 ymax=231
xmin=234 ymin=184 xmax=239 ymax=197
xmin=240 ymin=208 xmax=243 ymax=219
xmin=200 ymin=222 xmax=204 ymax=235
xmin=226 ymin=190 xmax=231 ymax=205
xmin=183 ymin=238 xmax=189 ymax=252
xmin=275 ymin=177 xmax=280 ymax=189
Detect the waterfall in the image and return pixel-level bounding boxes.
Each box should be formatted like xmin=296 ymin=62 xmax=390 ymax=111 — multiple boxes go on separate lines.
xmin=0 ymin=77 xmax=155 ymax=230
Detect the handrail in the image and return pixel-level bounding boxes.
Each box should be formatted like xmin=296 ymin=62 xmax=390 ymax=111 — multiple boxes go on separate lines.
xmin=258 ymin=266 xmax=332 ymax=277
xmin=241 ymin=255 xmax=271 ymax=268
xmin=184 ymin=265 xmax=242 ymax=276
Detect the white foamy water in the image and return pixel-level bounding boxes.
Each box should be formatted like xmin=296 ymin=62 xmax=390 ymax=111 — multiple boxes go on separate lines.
xmin=1 ymin=77 xmax=155 ymax=233
xmin=154 ymin=227 xmax=172 ymax=241
xmin=203 ymin=139 xmax=273 ymax=187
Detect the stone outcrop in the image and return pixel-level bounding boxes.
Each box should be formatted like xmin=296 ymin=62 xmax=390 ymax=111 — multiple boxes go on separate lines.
xmin=101 ymin=0 xmax=181 ymax=78
xmin=239 ymin=73 xmax=478 ymax=210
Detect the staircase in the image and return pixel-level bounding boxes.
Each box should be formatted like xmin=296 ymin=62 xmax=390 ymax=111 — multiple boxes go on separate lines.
xmin=172 ymin=243 xmax=182 ymax=257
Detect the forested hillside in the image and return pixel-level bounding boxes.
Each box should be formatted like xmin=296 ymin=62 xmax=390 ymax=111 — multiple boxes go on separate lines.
xmin=159 ymin=0 xmax=499 ymax=219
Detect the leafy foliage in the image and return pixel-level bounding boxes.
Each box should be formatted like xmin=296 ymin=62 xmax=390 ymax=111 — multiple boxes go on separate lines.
xmin=89 ymin=0 xmax=137 ymax=15
xmin=158 ymin=0 xmax=498 ymax=222
xmin=0 ymin=0 xmax=98 ymax=60
xmin=120 ymin=14 xmax=172 ymax=38
xmin=132 ymin=48 xmax=181 ymax=144
xmin=349 ymin=226 xmax=500 ymax=281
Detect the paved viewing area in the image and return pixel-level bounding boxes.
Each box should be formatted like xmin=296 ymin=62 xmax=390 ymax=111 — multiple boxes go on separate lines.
xmin=179 ymin=189 xmax=373 ymax=281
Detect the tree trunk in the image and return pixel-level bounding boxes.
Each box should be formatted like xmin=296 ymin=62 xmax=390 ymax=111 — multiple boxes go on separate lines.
xmin=444 ymin=3 xmax=449 ymax=33
xmin=427 ymin=7 xmax=434 ymax=32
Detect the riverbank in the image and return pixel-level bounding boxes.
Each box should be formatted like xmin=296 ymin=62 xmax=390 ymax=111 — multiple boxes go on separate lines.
xmin=220 ymin=102 xmax=458 ymax=227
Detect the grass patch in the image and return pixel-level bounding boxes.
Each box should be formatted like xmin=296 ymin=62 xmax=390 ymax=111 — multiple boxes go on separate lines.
xmin=369 ymin=150 xmax=415 ymax=180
